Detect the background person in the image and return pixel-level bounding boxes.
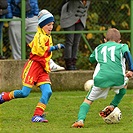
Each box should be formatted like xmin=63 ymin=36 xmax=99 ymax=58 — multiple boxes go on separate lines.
xmin=60 ymin=0 xmax=91 ymax=70
xmin=0 ymin=0 xmax=8 ymax=59
xmin=6 ymin=0 xmax=65 ymax=71
xmin=0 ymin=9 xmax=65 ymax=122
xmin=72 ymin=28 xmax=133 ymax=128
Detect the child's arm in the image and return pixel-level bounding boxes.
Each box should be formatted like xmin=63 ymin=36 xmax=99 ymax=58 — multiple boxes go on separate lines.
xmin=89 ymin=51 xmax=97 ymax=63
xmin=124 ymin=51 xmax=133 ymax=71
xmin=49 ymin=44 xmax=65 ymax=52
xmin=124 ymin=51 xmax=133 ymax=78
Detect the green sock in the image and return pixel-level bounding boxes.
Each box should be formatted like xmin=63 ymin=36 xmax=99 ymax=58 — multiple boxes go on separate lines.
xmin=78 ymin=102 xmax=90 ymax=121
xmin=110 ymin=88 xmax=126 ymax=107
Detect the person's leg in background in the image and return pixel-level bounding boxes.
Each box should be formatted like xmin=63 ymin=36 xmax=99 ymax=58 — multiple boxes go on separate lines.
xmin=25 ymin=16 xmax=38 ymax=44
xmin=8 ymin=16 xmax=22 ymax=60
xmin=72 ymin=22 xmax=84 ymax=69
xmin=0 ymin=15 xmax=7 ymax=59
xmin=64 ymin=25 xmax=75 ymax=70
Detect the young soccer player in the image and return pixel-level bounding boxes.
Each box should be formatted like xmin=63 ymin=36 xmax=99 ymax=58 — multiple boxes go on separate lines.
xmin=72 ymin=28 xmax=133 ymax=128
xmin=0 ymin=9 xmax=65 ymax=122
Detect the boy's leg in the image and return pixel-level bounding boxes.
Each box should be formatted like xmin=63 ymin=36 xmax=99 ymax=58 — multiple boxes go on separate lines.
xmin=110 ymin=77 xmax=128 ymax=107
xmin=78 ymin=101 xmax=91 ymax=121
xmin=0 ymin=86 xmax=31 ymax=104
xmin=72 ymin=98 xmax=92 ymax=128
xmin=9 ymin=18 xmax=21 ymax=59
xmin=32 ymin=84 xmax=52 ymax=123
xmin=72 ymin=86 xmax=110 ymax=128
xmin=110 ymin=88 xmax=126 ymax=107
xmin=99 ymin=88 xmax=126 ymax=117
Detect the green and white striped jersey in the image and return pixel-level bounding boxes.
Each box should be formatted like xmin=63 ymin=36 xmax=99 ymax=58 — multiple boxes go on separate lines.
xmin=89 ymin=41 xmax=129 ymax=88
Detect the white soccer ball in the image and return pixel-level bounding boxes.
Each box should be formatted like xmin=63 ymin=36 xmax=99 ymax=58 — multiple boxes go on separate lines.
xmin=84 ymin=79 xmax=93 ymax=91
xmin=103 ymin=107 xmax=122 ymax=124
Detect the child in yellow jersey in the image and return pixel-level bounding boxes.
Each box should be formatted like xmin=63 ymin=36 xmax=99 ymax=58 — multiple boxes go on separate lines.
xmin=0 ymin=9 xmax=65 ymax=123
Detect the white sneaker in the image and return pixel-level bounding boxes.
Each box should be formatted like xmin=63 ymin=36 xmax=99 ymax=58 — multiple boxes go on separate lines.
xmin=50 ymin=59 xmax=65 ymax=72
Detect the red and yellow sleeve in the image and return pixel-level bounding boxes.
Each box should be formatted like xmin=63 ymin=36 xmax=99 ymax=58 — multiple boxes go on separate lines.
xmin=29 ymin=27 xmax=52 ymax=57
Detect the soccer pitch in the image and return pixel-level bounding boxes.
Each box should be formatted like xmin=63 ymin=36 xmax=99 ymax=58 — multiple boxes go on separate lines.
xmin=0 ymin=90 xmax=132 ymax=133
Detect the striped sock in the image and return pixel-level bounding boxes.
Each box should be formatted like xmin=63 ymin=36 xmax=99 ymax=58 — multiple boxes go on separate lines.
xmin=2 ymin=91 xmax=14 ymax=101
xmin=78 ymin=102 xmax=90 ymax=121
xmin=33 ymin=102 xmax=46 ymax=116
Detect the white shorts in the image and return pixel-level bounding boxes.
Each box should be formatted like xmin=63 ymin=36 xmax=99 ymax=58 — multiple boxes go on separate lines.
xmin=86 ymin=77 xmax=129 ymax=101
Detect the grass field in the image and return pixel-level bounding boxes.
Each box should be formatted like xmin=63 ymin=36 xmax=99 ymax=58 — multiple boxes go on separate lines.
xmin=0 ymin=90 xmax=133 ymax=133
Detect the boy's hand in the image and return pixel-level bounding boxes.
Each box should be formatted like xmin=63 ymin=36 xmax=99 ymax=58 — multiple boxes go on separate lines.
xmin=126 ymin=71 xmax=133 ymax=78
xmin=49 ymin=44 xmax=65 ymax=52
xmin=56 ymin=44 xmax=65 ymax=49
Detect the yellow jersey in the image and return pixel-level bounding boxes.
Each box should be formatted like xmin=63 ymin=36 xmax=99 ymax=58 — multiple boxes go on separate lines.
xmin=28 ymin=27 xmax=53 ymax=73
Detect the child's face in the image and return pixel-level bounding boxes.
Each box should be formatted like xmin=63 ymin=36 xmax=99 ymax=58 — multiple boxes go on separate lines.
xmin=42 ymin=22 xmax=54 ymax=35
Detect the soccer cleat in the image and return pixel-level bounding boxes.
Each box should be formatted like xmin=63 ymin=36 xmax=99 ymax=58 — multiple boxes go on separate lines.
xmin=71 ymin=120 xmax=84 ymax=128
xmin=99 ymin=105 xmax=114 ymax=118
xmin=31 ymin=115 xmax=48 ymax=123
xmin=50 ymin=59 xmax=65 ymax=72
xmin=0 ymin=92 xmax=5 ymax=104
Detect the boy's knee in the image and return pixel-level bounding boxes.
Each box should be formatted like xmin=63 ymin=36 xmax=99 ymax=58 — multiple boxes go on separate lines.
xmin=41 ymin=90 xmax=52 ymax=104
xmin=119 ymin=88 xmax=126 ymax=95
xmin=21 ymin=91 xmax=30 ymax=98
xmin=48 ymin=90 xmax=52 ymax=97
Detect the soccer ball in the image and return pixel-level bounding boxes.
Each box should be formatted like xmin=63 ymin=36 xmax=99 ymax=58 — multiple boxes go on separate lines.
xmin=84 ymin=79 xmax=93 ymax=91
xmin=102 ymin=107 xmax=122 ymax=124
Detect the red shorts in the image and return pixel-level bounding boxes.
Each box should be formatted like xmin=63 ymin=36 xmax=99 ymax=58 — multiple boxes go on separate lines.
xmin=21 ymin=60 xmax=51 ymax=88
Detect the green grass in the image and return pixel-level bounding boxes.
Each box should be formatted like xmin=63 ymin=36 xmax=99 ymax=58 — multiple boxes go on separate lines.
xmin=0 ymin=90 xmax=133 ymax=133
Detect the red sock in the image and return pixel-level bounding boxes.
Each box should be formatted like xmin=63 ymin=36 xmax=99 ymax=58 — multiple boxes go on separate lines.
xmin=2 ymin=91 xmax=14 ymax=101
xmin=33 ymin=102 xmax=46 ymax=116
